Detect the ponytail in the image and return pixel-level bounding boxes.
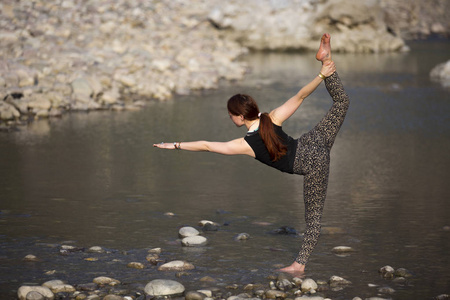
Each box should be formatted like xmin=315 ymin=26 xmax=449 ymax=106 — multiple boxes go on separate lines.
xmin=259 ymin=112 xmax=287 ymax=162
xmin=227 ymin=94 xmax=287 ymax=162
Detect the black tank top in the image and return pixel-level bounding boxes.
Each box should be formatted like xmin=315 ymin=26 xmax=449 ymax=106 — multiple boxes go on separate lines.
xmin=244 ymin=124 xmax=298 ymax=174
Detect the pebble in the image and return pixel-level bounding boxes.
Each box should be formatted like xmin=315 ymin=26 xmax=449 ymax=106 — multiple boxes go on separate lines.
xmin=88 ymin=246 xmax=105 ymax=253
xmin=331 ymin=246 xmax=354 ymax=253
xmin=179 ymin=226 xmax=200 ymax=238
xmin=234 ymin=233 xmax=250 ymax=241
xmin=127 ymin=262 xmax=145 ymax=269
xmin=158 ymin=260 xmax=195 ymax=271
xmin=23 ymin=254 xmax=39 ymax=262
xmin=181 ymin=235 xmax=208 ymax=246
xmin=329 ymin=275 xmax=352 ymax=287
xmin=301 ymin=278 xmax=318 ymax=292
xmin=92 ymin=276 xmax=120 ymax=286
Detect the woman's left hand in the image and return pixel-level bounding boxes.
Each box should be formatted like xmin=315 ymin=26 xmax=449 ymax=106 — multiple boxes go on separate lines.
xmin=320 ymin=60 xmax=336 ymax=77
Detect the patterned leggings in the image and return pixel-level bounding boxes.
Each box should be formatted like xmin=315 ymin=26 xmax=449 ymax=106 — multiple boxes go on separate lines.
xmin=292 ymin=72 xmax=349 ymax=265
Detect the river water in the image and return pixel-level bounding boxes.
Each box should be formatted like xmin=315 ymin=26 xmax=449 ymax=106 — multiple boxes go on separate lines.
xmin=1 ymin=41 xmax=449 ymax=299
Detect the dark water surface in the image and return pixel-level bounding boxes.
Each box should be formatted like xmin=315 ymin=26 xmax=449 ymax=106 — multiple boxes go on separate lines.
xmin=1 ymin=41 xmax=449 ymax=299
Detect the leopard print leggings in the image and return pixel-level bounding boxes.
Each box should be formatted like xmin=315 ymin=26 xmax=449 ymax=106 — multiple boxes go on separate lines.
xmin=292 ymin=72 xmax=349 ymax=265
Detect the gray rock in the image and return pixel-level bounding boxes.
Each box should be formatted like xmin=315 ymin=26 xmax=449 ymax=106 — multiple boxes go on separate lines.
xmin=179 ymin=226 xmax=200 ymax=238
xmin=331 ymin=246 xmax=354 ymax=253
xmin=234 ymin=233 xmax=250 ymax=241
xmin=181 ymin=235 xmax=208 ymax=246
xmin=144 ymin=279 xmax=185 ymax=296
xmin=158 ymin=260 xmax=195 ymax=271
xmin=17 ymin=286 xmax=54 ymax=300
xmin=301 ymin=278 xmax=318 ymax=292
xmin=93 ymin=276 xmax=120 ymax=286
xmin=329 ymin=275 xmax=352 ymax=287
xmin=25 ymin=291 xmax=45 ymax=300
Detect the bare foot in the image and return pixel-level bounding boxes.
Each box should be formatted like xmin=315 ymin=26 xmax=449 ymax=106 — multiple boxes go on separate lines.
xmin=316 ymin=33 xmax=332 ymax=63
xmin=277 ymin=261 xmax=305 ymax=277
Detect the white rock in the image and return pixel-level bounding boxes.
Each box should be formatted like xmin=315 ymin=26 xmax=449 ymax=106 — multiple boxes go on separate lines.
xmin=158 ymin=260 xmax=195 ymax=271
xmin=181 ymin=235 xmax=208 ymax=247
xmin=329 ymin=275 xmax=352 ymax=286
xmin=88 ymin=246 xmax=105 ymax=253
xmin=179 ymin=226 xmax=200 ymax=238
xmin=295 ymin=296 xmax=324 ymax=300
xmin=144 ymin=279 xmax=185 ymax=296
xmin=93 ymin=276 xmax=120 ymax=285
xmin=301 ymin=278 xmax=318 ymax=292
xmin=42 ymin=280 xmax=65 ymax=289
xmin=331 ymin=246 xmax=354 ymax=253
xmin=0 ymin=101 xmax=20 ymax=120
xmin=17 ymin=286 xmax=54 ymax=300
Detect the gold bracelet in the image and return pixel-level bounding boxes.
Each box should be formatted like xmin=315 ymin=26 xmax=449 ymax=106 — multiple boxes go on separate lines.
xmin=318 ymin=72 xmax=326 ymax=80
xmin=178 ymin=142 xmax=181 ymax=150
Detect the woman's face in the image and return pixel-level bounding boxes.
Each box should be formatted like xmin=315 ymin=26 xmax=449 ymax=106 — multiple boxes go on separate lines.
xmin=228 ymin=112 xmax=244 ymax=127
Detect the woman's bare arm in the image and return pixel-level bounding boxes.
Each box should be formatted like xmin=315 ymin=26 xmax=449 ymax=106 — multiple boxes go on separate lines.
xmin=269 ymin=61 xmax=336 ymax=126
xmin=153 ymin=138 xmax=255 ymax=157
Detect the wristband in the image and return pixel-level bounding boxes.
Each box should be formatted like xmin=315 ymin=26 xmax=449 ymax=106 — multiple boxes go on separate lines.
xmin=318 ymin=72 xmax=326 ymax=80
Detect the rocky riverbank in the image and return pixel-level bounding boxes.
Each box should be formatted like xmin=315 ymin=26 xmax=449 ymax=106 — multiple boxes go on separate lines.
xmin=14 ymin=221 xmax=450 ymax=300
xmin=1 ymin=0 xmax=449 ymax=128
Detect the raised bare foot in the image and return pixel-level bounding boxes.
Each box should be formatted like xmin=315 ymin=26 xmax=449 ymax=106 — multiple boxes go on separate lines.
xmin=277 ymin=261 xmax=305 ymax=277
xmin=316 ymin=33 xmax=332 ymax=63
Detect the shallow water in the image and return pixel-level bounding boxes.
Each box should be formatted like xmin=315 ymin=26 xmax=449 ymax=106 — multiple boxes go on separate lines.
xmin=1 ymin=41 xmax=449 ymax=299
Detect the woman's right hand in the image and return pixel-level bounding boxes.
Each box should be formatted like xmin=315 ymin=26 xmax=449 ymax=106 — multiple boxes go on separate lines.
xmin=320 ymin=60 xmax=336 ymax=77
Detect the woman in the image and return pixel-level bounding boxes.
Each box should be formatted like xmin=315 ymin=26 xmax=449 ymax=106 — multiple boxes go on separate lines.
xmin=153 ymin=33 xmax=349 ymax=274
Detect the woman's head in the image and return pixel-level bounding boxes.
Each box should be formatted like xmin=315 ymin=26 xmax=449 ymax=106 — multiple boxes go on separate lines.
xmin=227 ymin=94 xmax=260 ymax=120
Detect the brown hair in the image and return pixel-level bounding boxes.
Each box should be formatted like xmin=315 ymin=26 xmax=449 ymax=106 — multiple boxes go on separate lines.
xmin=227 ymin=94 xmax=287 ymax=161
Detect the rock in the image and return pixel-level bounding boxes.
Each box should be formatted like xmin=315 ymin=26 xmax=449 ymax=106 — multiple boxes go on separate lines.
xmin=394 ymin=268 xmax=413 ymax=278
xmin=42 ymin=280 xmax=75 ymax=293
xmin=181 ymin=235 xmax=208 ymax=246
xmin=146 ymin=253 xmax=160 ymax=265
xmin=23 ymin=254 xmax=39 ymax=262
xmin=185 ymin=291 xmax=207 ymax=300
xmin=144 ymin=279 xmax=185 ymax=297
xmin=329 ymin=275 xmax=351 ymax=287
xmin=377 ymin=286 xmax=395 ymax=294
xmin=0 ymin=101 xmax=20 ymax=120
xmin=435 ymin=295 xmax=450 ymax=300
xmin=295 ymin=297 xmax=325 ymax=300
xmin=148 ymin=247 xmax=162 ymax=254
xmin=331 ymin=246 xmax=354 ymax=253
xmin=127 ymin=262 xmax=145 ymax=269
xmin=179 ymin=226 xmax=200 ymax=238
xmin=87 ymin=246 xmax=104 ymax=253
xmin=276 ymin=278 xmax=293 ymax=291
xmin=265 ymin=290 xmax=287 ymax=299
xmin=71 ymin=77 xmax=93 ymax=98
xmin=17 ymin=286 xmax=54 ymax=300
xmin=430 ymin=60 xmax=450 ymax=88
xmin=93 ymin=276 xmax=120 ymax=286
xmin=103 ymin=296 xmax=123 ymax=300
xmin=272 ymin=226 xmax=297 ymax=235
xmin=198 ymin=220 xmax=220 ymax=227
xmin=234 ymin=233 xmax=250 ymax=241
xmin=158 ymin=260 xmax=195 ymax=271
xmin=25 ymin=291 xmax=45 ymax=300
xmin=301 ymin=278 xmax=318 ymax=292
xmin=379 ymin=265 xmax=395 ymax=278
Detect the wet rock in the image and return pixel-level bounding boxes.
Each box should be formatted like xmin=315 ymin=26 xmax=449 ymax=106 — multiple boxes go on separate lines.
xmin=430 ymin=60 xmax=450 ymax=88
xmin=127 ymin=262 xmax=145 ymax=269
xmin=394 ymin=268 xmax=413 ymax=278
xmin=276 ymin=278 xmax=293 ymax=291
xmin=234 ymin=233 xmax=250 ymax=241
xmin=435 ymin=294 xmax=450 ymax=300
xmin=103 ymin=295 xmax=123 ymax=300
xmin=179 ymin=226 xmax=200 ymax=238
xmin=93 ymin=276 xmax=120 ymax=286
xmin=329 ymin=275 xmax=351 ymax=287
xmin=144 ymin=279 xmax=185 ymax=297
xmin=148 ymin=247 xmax=162 ymax=254
xmin=198 ymin=220 xmax=220 ymax=227
xmin=25 ymin=291 xmax=45 ymax=300
xmin=186 ymin=291 xmax=208 ymax=300
xmin=17 ymin=286 xmax=54 ymax=300
xmin=265 ymin=289 xmax=287 ymax=299
xmin=379 ymin=265 xmax=395 ymax=278
xmin=76 ymin=283 xmax=98 ymax=291
xmin=331 ymin=246 xmax=354 ymax=253
xmin=23 ymin=254 xmax=39 ymax=262
xmin=88 ymin=246 xmax=105 ymax=253
xmin=145 ymin=253 xmax=160 ymax=265
xmin=377 ymin=286 xmax=395 ymax=294
xmin=272 ymin=226 xmax=298 ymax=235
xmin=182 ymin=235 xmax=208 ymax=246
xmin=295 ymin=297 xmax=325 ymax=300
xmin=301 ymin=278 xmax=318 ymax=292
xmin=158 ymin=260 xmax=195 ymax=271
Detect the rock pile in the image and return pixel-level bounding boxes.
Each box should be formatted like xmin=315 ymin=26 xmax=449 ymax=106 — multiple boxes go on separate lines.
xmin=0 ymin=0 xmax=248 ymax=125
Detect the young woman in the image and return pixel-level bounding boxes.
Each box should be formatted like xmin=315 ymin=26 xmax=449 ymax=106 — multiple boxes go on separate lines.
xmin=154 ymin=34 xmax=350 ymax=274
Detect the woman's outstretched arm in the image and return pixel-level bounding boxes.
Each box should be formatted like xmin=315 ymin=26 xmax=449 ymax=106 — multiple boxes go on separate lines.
xmin=153 ymin=138 xmax=255 ymax=157
xmin=269 ymin=61 xmax=336 ymax=126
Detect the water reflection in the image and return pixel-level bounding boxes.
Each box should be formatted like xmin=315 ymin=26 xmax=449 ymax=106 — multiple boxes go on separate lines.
xmin=0 ymin=41 xmax=449 ymax=298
